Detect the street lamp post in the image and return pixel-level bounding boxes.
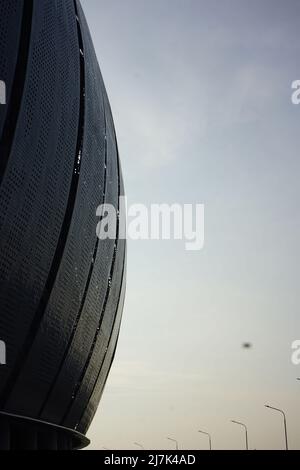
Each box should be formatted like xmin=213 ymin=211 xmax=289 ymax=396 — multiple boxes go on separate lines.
xmin=167 ymin=437 xmax=179 ymax=450
xmin=231 ymin=420 xmax=248 ymax=450
xmin=265 ymin=405 xmax=288 ymax=450
xmin=198 ymin=430 xmax=212 ymax=450
xmin=134 ymin=442 xmax=145 ymax=450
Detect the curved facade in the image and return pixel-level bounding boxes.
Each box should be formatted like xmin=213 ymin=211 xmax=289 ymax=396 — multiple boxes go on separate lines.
xmin=0 ymin=0 xmax=126 ymax=449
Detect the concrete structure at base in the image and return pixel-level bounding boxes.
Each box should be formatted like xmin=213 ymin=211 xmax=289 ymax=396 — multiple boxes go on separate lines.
xmin=0 ymin=0 xmax=126 ymax=450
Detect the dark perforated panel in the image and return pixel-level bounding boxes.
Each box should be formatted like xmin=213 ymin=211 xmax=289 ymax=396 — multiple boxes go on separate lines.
xmin=62 ymin=231 xmax=126 ymax=427
xmin=78 ymin=269 xmax=126 ymax=434
xmin=41 ymin=3 xmax=124 ymax=426
xmin=0 ymin=0 xmax=24 ymax=142
xmin=0 ymin=0 xmax=126 ymax=438
xmin=64 ymin=173 xmax=126 ymax=430
xmin=40 ymin=115 xmax=118 ymax=425
xmin=3 ymin=7 xmax=106 ymax=416
xmin=0 ymin=0 xmax=80 ymax=403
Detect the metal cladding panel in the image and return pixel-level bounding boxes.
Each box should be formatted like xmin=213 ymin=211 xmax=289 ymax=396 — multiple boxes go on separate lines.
xmin=39 ymin=17 xmax=120 ymax=424
xmin=78 ymin=267 xmax=126 ymax=434
xmin=64 ymin=236 xmax=126 ymax=430
xmin=0 ymin=0 xmax=80 ymax=400
xmin=42 ymin=3 xmax=125 ymax=429
xmin=0 ymin=0 xmax=24 ymax=139
xmin=65 ymin=176 xmax=126 ymax=431
xmin=0 ymin=0 xmax=126 ymax=442
xmin=4 ymin=4 xmax=107 ymax=416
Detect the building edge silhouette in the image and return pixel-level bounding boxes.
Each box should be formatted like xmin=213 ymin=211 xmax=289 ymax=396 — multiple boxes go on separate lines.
xmin=0 ymin=0 xmax=126 ymax=450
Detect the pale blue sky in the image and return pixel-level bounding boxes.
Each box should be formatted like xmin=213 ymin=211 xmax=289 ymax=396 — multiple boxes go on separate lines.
xmin=81 ymin=0 xmax=300 ymax=450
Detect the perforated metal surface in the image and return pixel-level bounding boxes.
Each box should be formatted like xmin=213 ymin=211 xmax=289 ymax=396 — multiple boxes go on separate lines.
xmin=0 ymin=0 xmax=125 ymax=446
xmin=0 ymin=0 xmax=24 ymax=151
